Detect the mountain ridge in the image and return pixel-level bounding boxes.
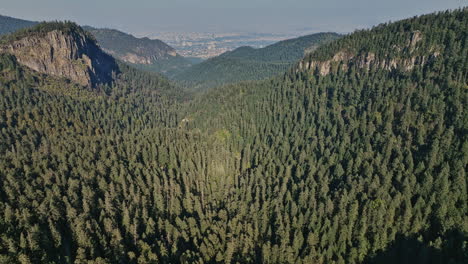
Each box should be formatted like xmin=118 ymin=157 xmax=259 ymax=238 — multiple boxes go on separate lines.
xmin=0 ymin=14 xmax=36 ymax=35
xmin=0 ymin=21 xmax=118 ymax=87
xmin=82 ymin=26 xmax=195 ymax=76
xmin=0 ymin=14 xmax=193 ymax=76
xmin=82 ymin=26 xmax=178 ymax=64
xmin=175 ymin=32 xmax=341 ymax=89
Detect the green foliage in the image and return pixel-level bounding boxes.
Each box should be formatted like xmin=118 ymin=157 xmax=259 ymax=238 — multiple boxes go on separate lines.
xmin=0 ymin=8 xmax=467 ymax=264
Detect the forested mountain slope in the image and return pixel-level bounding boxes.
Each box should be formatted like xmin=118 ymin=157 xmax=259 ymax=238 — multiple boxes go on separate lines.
xmin=184 ymin=8 xmax=467 ymax=263
xmin=83 ymin=27 xmax=195 ymax=77
xmin=0 ymin=15 xmax=37 ymax=35
xmin=175 ymin=32 xmax=340 ymax=89
xmin=0 ymin=8 xmax=467 ymax=264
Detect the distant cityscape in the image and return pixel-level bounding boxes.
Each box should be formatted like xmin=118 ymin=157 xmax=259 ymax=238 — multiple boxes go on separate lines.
xmin=142 ymin=31 xmax=310 ymax=59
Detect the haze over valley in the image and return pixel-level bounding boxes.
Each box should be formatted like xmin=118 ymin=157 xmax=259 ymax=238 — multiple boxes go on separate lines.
xmin=148 ymin=31 xmax=321 ymax=59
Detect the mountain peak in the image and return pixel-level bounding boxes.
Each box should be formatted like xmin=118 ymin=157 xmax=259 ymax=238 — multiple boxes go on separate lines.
xmin=0 ymin=22 xmax=118 ymax=87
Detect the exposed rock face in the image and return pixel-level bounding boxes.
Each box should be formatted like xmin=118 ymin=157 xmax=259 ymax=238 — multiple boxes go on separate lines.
xmin=120 ymin=52 xmax=152 ymax=64
xmin=409 ymin=31 xmax=422 ymax=48
xmin=298 ymin=31 xmax=439 ymax=76
xmin=301 ymin=51 xmax=352 ymax=76
xmin=113 ymin=47 xmax=178 ymax=65
xmin=0 ymin=30 xmax=118 ymax=86
xmin=104 ymin=48 xmax=177 ymax=65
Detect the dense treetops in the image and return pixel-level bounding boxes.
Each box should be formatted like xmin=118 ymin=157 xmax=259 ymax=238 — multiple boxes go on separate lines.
xmin=303 ymin=8 xmax=467 ymax=62
xmin=0 ymin=8 xmax=467 ymax=264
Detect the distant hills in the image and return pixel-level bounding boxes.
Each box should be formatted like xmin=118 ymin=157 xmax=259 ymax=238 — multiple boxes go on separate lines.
xmin=0 ymin=14 xmax=194 ymax=76
xmin=0 ymin=15 xmax=37 ymax=35
xmin=174 ymin=32 xmax=341 ymax=89
xmin=82 ymin=26 xmax=195 ymax=76
xmin=0 ymin=14 xmax=342 ymax=83
xmin=0 ymin=20 xmax=180 ymax=98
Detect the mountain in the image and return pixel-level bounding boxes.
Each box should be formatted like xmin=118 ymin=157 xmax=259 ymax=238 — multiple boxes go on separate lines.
xmin=0 ymin=14 xmax=194 ymax=77
xmin=0 ymin=8 xmax=467 ymax=264
xmin=175 ymin=32 xmax=341 ymax=89
xmin=83 ymin=26 xmax=195 ymax=76
xmin=185 ymin=8 xmax=467 ymax=263
xmin=0 ymin=15 xmax=37 ymax=35
xmin=0 ymin=22 xmax=118 ymax=87
xmin=83 ymin=27 xmax=178 ymax=63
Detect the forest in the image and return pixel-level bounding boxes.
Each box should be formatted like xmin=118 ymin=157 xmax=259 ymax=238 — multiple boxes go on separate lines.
xmin=0 ymin=8 xmax=466 ymax=264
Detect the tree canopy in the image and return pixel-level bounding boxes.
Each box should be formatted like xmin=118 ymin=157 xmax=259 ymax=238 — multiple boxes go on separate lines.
xmin=0 ymin=8 xmax=466 ymax=264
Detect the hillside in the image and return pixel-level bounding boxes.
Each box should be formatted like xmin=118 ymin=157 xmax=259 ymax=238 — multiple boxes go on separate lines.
xmin=0 ymin=8 xmax=467 ymax=264
xmin=83 ymin=26 xmax=195 ymax=76
xmin=185 ymin=8 xmax=467 ymax=263
xmin=0 ymin=15 xmax=37 ymax=35
xmin=0 ymin=22 xmax=118 ymax=87
xmin=0 ymin=15 xmax=194 ymax=77
xmin=175 ymin=32 xmax=340 ymax=89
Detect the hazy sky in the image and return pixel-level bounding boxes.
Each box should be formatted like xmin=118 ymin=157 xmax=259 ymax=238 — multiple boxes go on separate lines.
xmin=0 ymin=0 xmax=465 ymax=35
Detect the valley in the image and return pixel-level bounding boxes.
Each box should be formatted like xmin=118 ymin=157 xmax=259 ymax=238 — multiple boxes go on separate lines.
xmin=0 ymin=6 xmax=466 ymax=264
xmin=151 ymin=31 xmax=313 ymax=59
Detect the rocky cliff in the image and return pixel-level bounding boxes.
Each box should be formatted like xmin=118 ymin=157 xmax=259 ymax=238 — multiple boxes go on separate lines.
xmin=298 ymin=31 xmax=440 ymax=76
xmin=0 ymin=23 xmax=118 ymax=87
